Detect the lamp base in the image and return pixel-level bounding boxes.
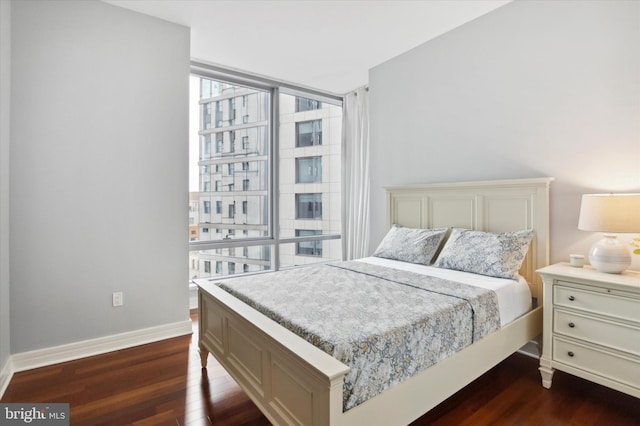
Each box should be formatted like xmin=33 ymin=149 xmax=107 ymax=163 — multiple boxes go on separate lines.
xmin=588 ymin=234 xmax=631 ymax=274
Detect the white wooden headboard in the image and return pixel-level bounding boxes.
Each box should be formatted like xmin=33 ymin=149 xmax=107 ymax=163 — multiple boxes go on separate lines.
xmin=385 ymin=177 xmax=554 ymax=303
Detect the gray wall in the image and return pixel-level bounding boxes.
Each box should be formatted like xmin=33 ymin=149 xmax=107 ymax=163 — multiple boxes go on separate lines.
xmin=369 ymin=0 xmax=640 ymax=268
xmin=10 ymin=0 xmax=190 ymax=353
xmin=1 ymin=0 xmax=11 ymax=369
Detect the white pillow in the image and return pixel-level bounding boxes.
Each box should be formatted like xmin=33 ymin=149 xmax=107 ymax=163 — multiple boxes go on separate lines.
xmin=434 ymin=228 xmax=533 ymax=279
xmin=373 ymin=225 xmax=449 ymax=265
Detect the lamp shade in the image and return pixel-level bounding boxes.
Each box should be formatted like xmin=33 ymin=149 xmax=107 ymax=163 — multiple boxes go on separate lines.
xmin=578 ymin=194 xmax=640 ymax=233
xmin=578 ymin=193 xmax=640 ymax=274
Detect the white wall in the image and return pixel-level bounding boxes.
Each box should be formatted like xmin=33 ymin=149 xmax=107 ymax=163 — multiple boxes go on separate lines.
xmin=369 ymin=0 xmax=640 ymax=269
xmin=1 ymin=0 xmax=12 ymax=372
xmin=10 ymin=0 xmax=190 ymax=353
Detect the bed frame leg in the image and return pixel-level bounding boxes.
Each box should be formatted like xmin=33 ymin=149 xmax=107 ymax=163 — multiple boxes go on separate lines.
xmin=199 ymin=344 xmax=209 ymax=368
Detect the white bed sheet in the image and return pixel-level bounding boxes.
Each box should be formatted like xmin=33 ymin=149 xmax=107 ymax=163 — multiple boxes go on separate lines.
xmin=356 ymin=257 xmax=532 ymax=326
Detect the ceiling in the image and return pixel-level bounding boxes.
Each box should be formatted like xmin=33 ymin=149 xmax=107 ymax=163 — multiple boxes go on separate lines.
xmin=104 ymin=0 xmax=510 ymax=95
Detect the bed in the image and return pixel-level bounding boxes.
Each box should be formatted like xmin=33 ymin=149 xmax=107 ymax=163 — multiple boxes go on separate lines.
xmin=196 ymin=177 xmax=553 ymax=425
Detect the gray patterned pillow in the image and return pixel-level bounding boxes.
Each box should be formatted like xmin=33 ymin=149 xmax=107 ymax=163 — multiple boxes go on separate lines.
xmin=433 ymin=228 xmax=534 ymax=279
xmin=373 ymin=225 xmax=449 ymax=265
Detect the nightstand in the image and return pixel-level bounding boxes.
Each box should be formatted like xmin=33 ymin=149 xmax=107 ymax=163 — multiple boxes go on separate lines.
xmin=537 ymin=263 xmax=640 ymax=399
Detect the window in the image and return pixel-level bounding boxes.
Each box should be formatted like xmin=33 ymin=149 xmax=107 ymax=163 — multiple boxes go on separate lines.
xmin=296 ymin=120 xmax=322 ymax=147
xmin=203 ymin=135 xmax=211 ymax=156
xmin=296 ymin=193 xmax=322 ymax=219
xmin=296 ymin=230 xmax=322 ymax=256
xmin=204 ymin=261 xmax=211 ymax=273
xmin=296 ymin=96 xmax=322 ymax=112
xmin=189 ymin=72 xmax=342 ymax=280
xmin=296 ymin=157 xmax=322 ymax=183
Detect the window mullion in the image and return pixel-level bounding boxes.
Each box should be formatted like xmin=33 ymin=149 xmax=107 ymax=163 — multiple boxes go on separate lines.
xmin=271 ymin=86 xmax=280 ymax=272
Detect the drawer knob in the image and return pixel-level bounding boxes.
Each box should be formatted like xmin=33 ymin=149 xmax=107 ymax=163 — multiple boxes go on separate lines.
xmin=568 ymin=351 xmax=575 ymax=357
xmin=568 ymin=295 xmax=575 ymax=301
xmin=569 ymin=322 xmax=575 ymax=328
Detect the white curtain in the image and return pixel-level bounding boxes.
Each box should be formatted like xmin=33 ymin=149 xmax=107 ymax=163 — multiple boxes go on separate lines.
xmin=342 ymin=86 xmax=370 ymax=260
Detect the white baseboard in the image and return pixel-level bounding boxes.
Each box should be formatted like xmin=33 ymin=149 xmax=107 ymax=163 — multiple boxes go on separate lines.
xmin=0 ymin=356 xmax=13 ymax=399
xmin=8 ymin=319 xmax=192 ymax=376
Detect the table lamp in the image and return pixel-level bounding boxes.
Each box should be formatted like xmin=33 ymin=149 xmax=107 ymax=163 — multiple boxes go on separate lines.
xmin=578 ymin=193 xmax=640 ymax=273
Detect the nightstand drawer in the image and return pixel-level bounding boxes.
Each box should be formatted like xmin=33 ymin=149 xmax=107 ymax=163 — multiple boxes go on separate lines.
xmin=554 ymin=285 xmax=640 ymax=323
xmin=554 ymin=309 xmax=640 ymax=356
xmin=553 ymin=338 xmax=640 ymax=390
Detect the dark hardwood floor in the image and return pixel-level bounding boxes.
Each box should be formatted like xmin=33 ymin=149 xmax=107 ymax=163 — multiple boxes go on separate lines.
xmin=2 ymin=312 xmax=639 ymax=425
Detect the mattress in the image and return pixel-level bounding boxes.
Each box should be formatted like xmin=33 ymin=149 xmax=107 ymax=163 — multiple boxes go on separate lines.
xmin=356 ymin=257 xmax=533 ymax=326
xmin=217 ymin=259 xmax=515 ymax=410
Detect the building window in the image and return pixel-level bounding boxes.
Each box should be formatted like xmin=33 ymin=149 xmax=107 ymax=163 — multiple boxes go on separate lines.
xmin=203 ymin=104 xmax=212 ymax=129
xmin=229 ymin=131 xmax=235 ymax=153
xmin=296 ymin=156 xmax=322 ymax=183
xmin=203 ymin=201 xmax=211 ymax=214
xmin=296 ymin=230 xmax=322 ymax=256
xmin=295 ymin=97 xmax=321 ymax=112
xmin=202 ymin=135 xmax=211 ymax=156
xmin=216 ymin=201 xmax=222 ymax=214
xmin=228 ymin=204 xmax=235 ymax=218
xmin=203 ymin=181 xmax=210 ymax=192
xmin=204 ymin=261 xmax=211 ymax=273
xmin=228 ymin=263 xmax=235 ymax=274
xmin=215 ymin=181 xmax=221 ymax=191
xmin=296 ymin=120 xmax=322 ymax=147
xmin=242 ymin=200 xmax=248 ymax=214
xmin=228 ymin=163 xmax=234 ymax=175
xmin=242 ymin=136 xmax=249 ymax=149
xmin=243 ymin=179 xmax=250 ymax=191
xmin=296 ymin=193 xmax=322 ymax=219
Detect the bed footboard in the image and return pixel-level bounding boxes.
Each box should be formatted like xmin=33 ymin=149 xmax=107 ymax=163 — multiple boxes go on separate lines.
xmin=198 ymin=283 xmax=349 ymax=426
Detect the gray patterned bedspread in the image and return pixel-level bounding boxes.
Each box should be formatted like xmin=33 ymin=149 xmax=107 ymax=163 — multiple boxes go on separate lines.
xmin=217 ymin=260 xmax=500 ymax=411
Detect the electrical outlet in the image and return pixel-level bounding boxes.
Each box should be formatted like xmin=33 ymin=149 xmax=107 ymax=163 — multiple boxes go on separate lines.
xmin=112 ymin=292 xmax=123 ymax=307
